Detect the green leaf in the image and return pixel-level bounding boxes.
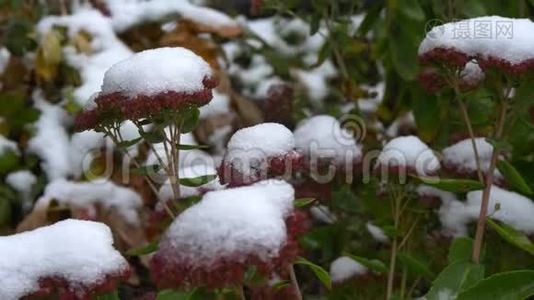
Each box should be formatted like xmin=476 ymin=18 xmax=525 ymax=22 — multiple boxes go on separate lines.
xmin=496 ymin=160 xmax=533 ymax=196
xmin=126 ymin=239 xmax=159 ymax=256
xmin=457 ymin=270 xmax=534 ymax=300
xmin=117 ymin=137 xmax=142 ymax=149
xmin=387 ymin=14 xmax=421 ymax=81
xmin=0 ymin=197 xmax=12 ymax=228
xmin=272 ymin=280 xmax=291 ymax=291
xmin=485 ymin=138 xmax=513 ymax=152
xmin=130 ymin=164 xmax=161 ymax=176
xmin=0 ymin=150 xmax=19 ymax=175
xmin=448 ymin=237 xmax=474 ymax=263
xmin=425 ymin=261 xmax=484 ymax=300
xmin=176 ymin=144 xmax=209 ymax=150
xmin=397 ymin=253 xmax=434 ymax=279
xmin=412 ymin=176 xmax=484 ymax=193
xmin=180 ymin=107 xmax=200 ymax=133
xmin=294 ymin=197 xmax=315 ymax=208
xmin=397 ymin=0 xmax=425 ymax=21
xmin=156 ymin=289 xmax=197 ymax=300
xmin=179 ymin=175 xmax=217 ymax=187
xmin=344 ymin=254 xmax=388 ymax=273
xmin=140 ymin=130 xmax=165 ymax=144
xmin=5 ymin=19 xmax=37 ymax=56
xmin=357 ymin=4 xmax=383 ymax=36
xmin=96 ymin=290 xmax=120 ymax=300
xmin=487 ymin=219 xmax=534 ymax=256
xmin=295 ymin=257 xmax=332 ymax=289
xmin=309 ymin=11 xmax=321 ymax=35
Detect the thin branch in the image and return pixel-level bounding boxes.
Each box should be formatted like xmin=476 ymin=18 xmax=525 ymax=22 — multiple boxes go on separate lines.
xmin=471 ymin=85 xmax=511 ymax=263
xmin=288 ymin=264 xmax=303 ymax=300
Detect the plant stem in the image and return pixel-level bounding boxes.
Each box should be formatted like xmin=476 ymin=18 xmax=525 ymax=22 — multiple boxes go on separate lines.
xmin=386 ymin=188 xmax=402 ymax=300
xmin=471 ymin=91 xmax=510 ymax=263
xmin=457 ymin=97 xmax=485 ymax=183
xmin=237 ymin=285 xmax=246 ymax=300
xmin=288 ymin=264 xmax=303 ymax=300
xmin=450 ymin=76 xmax=484 ymax=183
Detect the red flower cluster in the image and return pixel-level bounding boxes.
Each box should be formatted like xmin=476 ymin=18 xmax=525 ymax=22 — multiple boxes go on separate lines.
xmin=419 ymin=48 xmax=471 ymax=69
xmin=262 ymin=84 xmax=294 ymax=128
xmin=24 ymin=268 xmax=131 ymax=300
xmin=74 ymin=77 xmax=218 ymax=132
xmin=149 ymin=210 xmax=309 ymax=289
xmin=218 ymin=150 xmax=304 ymax=187
xmin=478 ymin=56 xmax=534 ymax=76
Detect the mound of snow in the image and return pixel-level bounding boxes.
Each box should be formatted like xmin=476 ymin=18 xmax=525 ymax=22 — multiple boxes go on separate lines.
xmin=0 ymin=219 xmax=128 ymax=300
xmin=101 ymin=47 xmax=213 ymax=97
xmin=294 ymin=115 xmax=362 ymax=165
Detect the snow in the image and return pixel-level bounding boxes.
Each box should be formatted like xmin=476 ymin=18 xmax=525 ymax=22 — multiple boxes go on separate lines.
xmin=416 ymin=185 xmax=470 ymax=236
xmin=0 ymin=219 xmax=128 ymax=300
xmin=224 ymin=123 xmax=295 ymax=175
xmin=294 ymin=61 xmax=337 ymax=103
xmin=310 ymin=205 xmax=337 ymax=224
xmin=37 ymin=9 xmax=133 ymax=106
xmin=358 ymin=82 xmax=385 ymax=113
xmin=466 ymin=186 xmax=534 ymax=234
xmin=101 ymin=47 xmax=213 ymax=97
xmin=436 ymin=186 xmax=534 ymax=236
xmin=247 ymin=17 xmax=325 ymax=59
xmin=461 ymin=60 xmax=485 ymax=85
xmin=439 ymin=199 xmax=471 ymax=237
xmin=442 ymin=137 xmax=502 ymax=178
xmin=223 ymin=41 xmax=276 ymax=98
xmin=27 ymin=95 xmax=72 ymax=180
xmin=199 ymin=90 xmax=230 ymax=119
xmin=417 ymin=185 xmax=457 ymax=203
xmin=158 ymin=164 xmax=225 ymax=201
xmin=366 ymin=222 xmax=389 ymax=243
xmin=294 ymin=115 xmax=362 ymax=164
xmin=6 ymin=170 xmax=37 ymax=211
xmin=376 ymin=135 xmax=440 ymax=175
xmin=5 ymin=170 xmax=36 ymax=195
xmin=0 ymin=47 xmax=10 ymax=75
xmin=34 ymin=179 xmax=143 ymax=225
xmin=385 ymin=111 xmax=415 ymax=138
xmin=330 ymin=256 xmax=367 ymax=283
xmin=159 ymin=179 xmax=295 ymax=266
xmin=104 ymin=0 xmax=239 ymax=33
xmin=419 ymin=16 xmax=534 ymax=65
xmin=145 ymin=133 xmax=215 ymax=175
xmin=0 ymin=135 xmax=18 ymax=155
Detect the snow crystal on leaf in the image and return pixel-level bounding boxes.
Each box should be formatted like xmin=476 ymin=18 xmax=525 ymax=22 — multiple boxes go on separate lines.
xmin=0 ymin=219 xmax=129 ymax=300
